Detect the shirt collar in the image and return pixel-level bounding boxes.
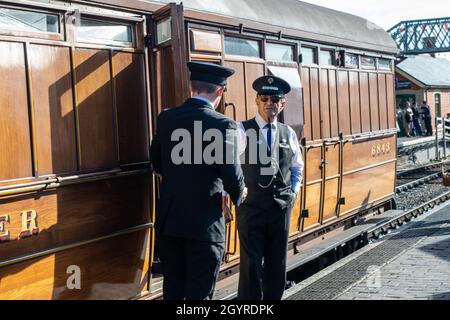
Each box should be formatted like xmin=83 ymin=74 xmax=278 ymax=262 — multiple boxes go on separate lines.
xmin=191 ymin=96 xmax=215 ymax=109
xmin=255 ymin=112 xmax=277 ymax=130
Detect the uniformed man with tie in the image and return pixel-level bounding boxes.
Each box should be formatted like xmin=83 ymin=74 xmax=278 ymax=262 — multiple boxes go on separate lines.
xmin=150 ymin=62 xmax=247 ymax=300
xmin=236 ymin=75 xmax=304 ymax=300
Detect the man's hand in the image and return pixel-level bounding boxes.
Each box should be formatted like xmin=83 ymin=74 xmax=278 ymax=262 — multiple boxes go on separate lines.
xmin=241 ymin=187 xmax=248 ymax=202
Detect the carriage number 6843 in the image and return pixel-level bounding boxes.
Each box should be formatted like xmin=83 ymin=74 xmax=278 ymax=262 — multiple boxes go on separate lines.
xmin=372 ymin=143 xmax=391 ymax=157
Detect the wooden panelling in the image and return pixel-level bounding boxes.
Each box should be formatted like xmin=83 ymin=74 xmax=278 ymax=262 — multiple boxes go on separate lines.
xmin=301 ymin=67 xmax=312 ymax=140
xmin=29 ymin=44 xmax=77 ymax=176
xmin=369 ymin=73 xmax=380 ymax=131
xmin=349 ymin=71 xmax=361 ymax=134
xmin=340 ymin=161 xmax=396 ymax=216
xmin=310 ymin=68 xmax=321 ymax=140
xmin=223 ymin=60 xmax=246 ymax=121
xmin=113 ymin=52 xmax=149 ymax=165
xmin=325 ymin=143 xmax=339 ymax=177
xmin=74 ymin=49 xmax=117 ymax=171
xmin=319 ymin=69 xmax=331 ymax=139
xmin=289 ymin=190 xmax=302 ymax=236
xmin=328 ymin=69 xmax=339 ymax=137
xmin=245 ymin=62 xmax=265 ymax=119
xmin=303 ymin=182 xmax=321 ymax=230
xmin=0 ymin=174 xmax=151 ymax=262
xmin=359 ymin=73 xmax=371 ymax=133
xmin=386 ymin=74 xmax=396 ymax=129
xmin=0 ymin=229 xmax=150 ymax=300
xmin=378 ymin=74 xmax=388 ymax=130
xmin=337 ymin=71 xmax=351 ymax=136
xmin=343 ymin=135 xmax=396 ymax=172
xmin=323 ymin=177 xmax=339 ymax=222
xmin=305 ymin=147 xmax=322 ymax=182
xmin=0 ymin=41 xmax=33 ymax=181
xmin=190 ymin=29 xmax=222 ymax=53
xmin=154 ymin=47 xmax=176 ymax=114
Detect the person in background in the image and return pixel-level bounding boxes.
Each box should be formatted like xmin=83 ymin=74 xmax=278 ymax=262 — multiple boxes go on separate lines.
xmin=412 ymin=102 xmax=423 ymax=137
xmin=404 ymin=102 xmax=414 ymax=137
xmin=421 ymin=101 xmax=433 ymax=137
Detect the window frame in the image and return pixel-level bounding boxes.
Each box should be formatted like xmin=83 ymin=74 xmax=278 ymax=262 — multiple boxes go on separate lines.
xmin=360 ymin=55 xmax=376 ymax=70
xmin=265 ymin=41 xmax=295 ymax=62
xmin=319 ymin=48 xmax=335 ymax=66
xmin=223 ymin=34 xmax=262 ymax=59
xmin=75 ymin=15 xmax=136 ymax=48
xmin=0 ymin=4 xmax=64 ymax=41
xmin=300 ymin=45 xmax=318 ymax=65
xmin=377 ymin=58 xmax=392 ymax=71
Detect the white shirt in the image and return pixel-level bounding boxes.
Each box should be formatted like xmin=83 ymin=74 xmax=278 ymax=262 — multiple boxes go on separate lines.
xmin=237 ymin=113 xmax=304 ymax=194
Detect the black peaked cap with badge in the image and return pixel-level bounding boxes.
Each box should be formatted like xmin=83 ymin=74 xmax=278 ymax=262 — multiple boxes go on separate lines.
xmin=187 ymin=61 xmax=235 ymax=86
xmin=252 ymin=75 xmax=291 ymax=96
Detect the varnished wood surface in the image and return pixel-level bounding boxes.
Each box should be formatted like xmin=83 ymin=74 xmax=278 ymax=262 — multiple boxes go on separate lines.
xmin=369 ymin=73 xmax=380 ymax=131
xmin=0 ymin=229 xmax=150 ymax=300
xmin=0 ymin=41 xmax=33 ymax=181
xmin=113 ymin=52 xmax=150 ymax=165
xmin=349 ymin=71 xmax=361 ymax=134
xmin=359 ymin=72 xmax=371 ymax=132
xmin=29 ymin=44 xmax=78 ymax=176
xmin=244 ymin=62 xmax=264 ymax=119
xmin=337 ymin=70 xmax=351 ymax=136
xmin=319 ymin=69 xmax=331 ymax=139
xmin=223 ymin=61 xmax=247 ymax=121
xmin=0 ymin=175 xmax=151 ymax=262
xmin=301 ymin=67 xmax=312 ymax=141
xmin=190 ymin=29 xmax=222 ymax=53
xmin=74 ymin=48 xmax=117 ymax=171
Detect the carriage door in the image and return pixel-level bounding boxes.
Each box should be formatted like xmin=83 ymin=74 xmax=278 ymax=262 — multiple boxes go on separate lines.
xmin=147 ymin=2 xmax=189 ymax=296
xmin=148 ymin=2 xmax=189 ymax=118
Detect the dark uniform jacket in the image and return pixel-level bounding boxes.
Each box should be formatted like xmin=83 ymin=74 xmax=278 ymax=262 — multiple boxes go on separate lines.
xmin=150 ymin=98 xmax=245 ymax=243
xmin=240 ymin=119 xmax=295 ymax=211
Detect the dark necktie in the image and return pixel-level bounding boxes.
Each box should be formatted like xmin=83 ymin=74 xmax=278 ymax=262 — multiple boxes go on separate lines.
xmin=265 ymin=123 xmax=273 ymax=156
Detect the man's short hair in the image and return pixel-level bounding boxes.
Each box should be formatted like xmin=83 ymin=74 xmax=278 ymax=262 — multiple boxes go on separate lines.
xmin=190 ymin=80 xmax=220 ymax=94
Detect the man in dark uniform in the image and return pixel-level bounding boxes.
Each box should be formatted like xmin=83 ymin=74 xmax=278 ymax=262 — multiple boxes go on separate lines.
xmin=150 ymin=62 xmax=247 ymax=300
xmin=236 ymin=75 xmax=304 ymax=300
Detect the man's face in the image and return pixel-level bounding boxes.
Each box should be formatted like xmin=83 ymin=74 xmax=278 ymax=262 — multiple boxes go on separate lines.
xmin=256 ymin=95 xmax=286 ymax=121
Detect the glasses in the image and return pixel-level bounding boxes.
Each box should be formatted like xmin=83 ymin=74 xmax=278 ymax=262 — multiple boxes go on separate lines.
xmin=259 ymin=95 xmax=283 ymax=104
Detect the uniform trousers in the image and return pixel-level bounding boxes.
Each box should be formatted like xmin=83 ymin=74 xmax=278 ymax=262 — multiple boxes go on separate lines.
xmin=158 ymin=235 xmax=225 ymax=300
xmin=236 ymin=203 xmax=292 ymax=300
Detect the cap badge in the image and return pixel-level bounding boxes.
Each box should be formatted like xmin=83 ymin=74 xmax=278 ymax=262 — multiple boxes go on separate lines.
xmin=267 ymin=77 xmax=274 ymax=84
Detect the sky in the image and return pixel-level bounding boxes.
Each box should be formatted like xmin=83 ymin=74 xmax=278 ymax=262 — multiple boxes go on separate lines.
xmin=300 ymin=0 xmax=450 ymax=30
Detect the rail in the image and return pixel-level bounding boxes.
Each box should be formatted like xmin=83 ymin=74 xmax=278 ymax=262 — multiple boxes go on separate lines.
xmin=0 ymin=168 xmax=151 ymax=197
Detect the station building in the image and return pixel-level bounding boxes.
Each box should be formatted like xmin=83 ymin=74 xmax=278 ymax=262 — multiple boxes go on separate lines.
xmin=395 ymin=55 xmax=450 ymax=124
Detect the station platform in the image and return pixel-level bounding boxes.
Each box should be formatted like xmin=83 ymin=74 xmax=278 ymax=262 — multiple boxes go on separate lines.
xmin=397 ymin=135 xmax=437 ymax=148
xmin=283 ymin=202 xmax=450 ymax=300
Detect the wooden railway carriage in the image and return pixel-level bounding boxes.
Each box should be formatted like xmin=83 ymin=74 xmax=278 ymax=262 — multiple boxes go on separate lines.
xmin=0 ymin=0 xmax=398 ymax=299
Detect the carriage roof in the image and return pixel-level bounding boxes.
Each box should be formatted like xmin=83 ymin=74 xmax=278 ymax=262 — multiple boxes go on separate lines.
xmin=146 ymin=0 xmax=398 ymax=54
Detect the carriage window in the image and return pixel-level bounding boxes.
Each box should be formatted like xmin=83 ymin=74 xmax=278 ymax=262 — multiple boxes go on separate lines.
xmin=345 ymin=53 xmax=358 ymax=68
xmin=320 ymin=50 xmax=334 ymax=66
xmin=361 ymin=56 xmax=376 ymax=69
xmin=78 ymin=18 xmax=133 ymax=45
xmin=378 ymin=58 xmax=392 ymax=70
xmin=301 ymin=47 xmax=316 ymax=64
xmin=224 ymin=37 xmax=260 ymax=58
xmin=156 ymin=17 xmax=171 ymax=45
xmin=0 ymin=7 xmax=59 ymax=33
xmin=266 ymin=43 xmax=294 ymax=61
